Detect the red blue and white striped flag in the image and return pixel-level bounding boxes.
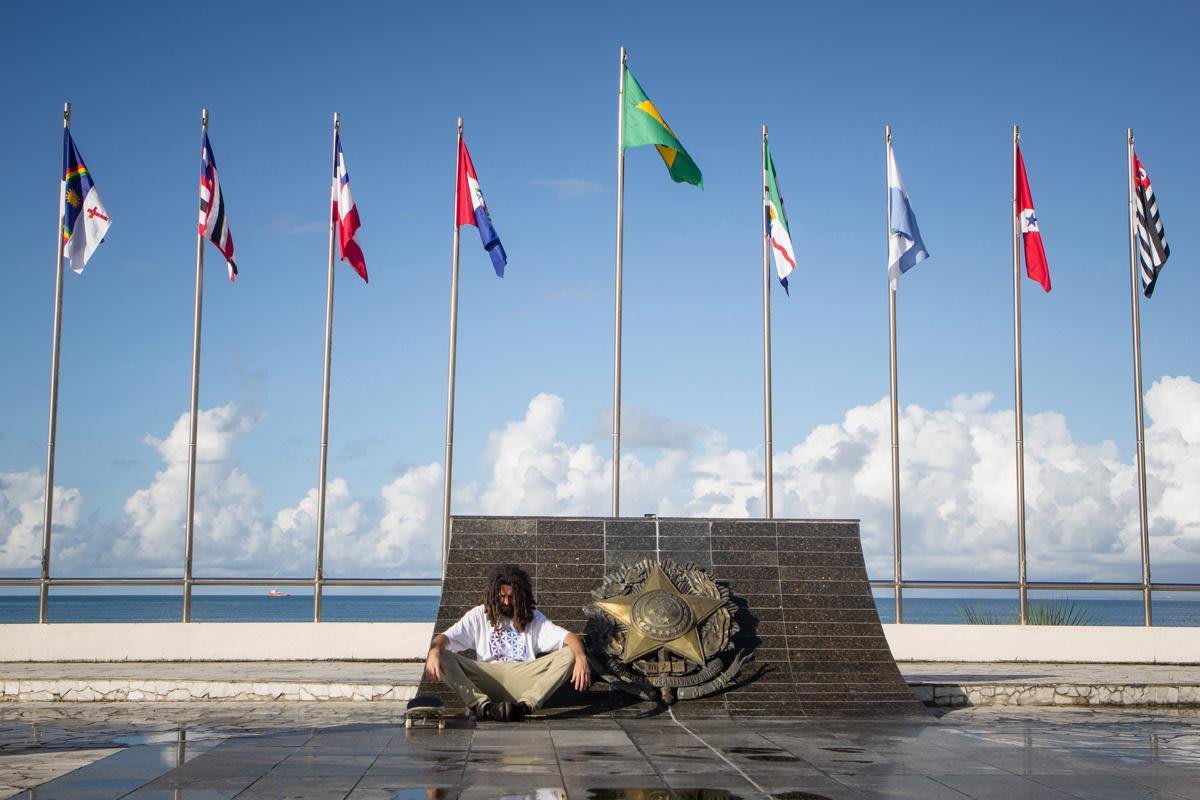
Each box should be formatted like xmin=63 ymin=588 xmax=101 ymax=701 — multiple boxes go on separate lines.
xmin=333 ymin=133 xmax=367 ymax=282
xmin=199 ymin=133 xmax=237 ymax=281
xmin=455 ymin=138 xmax=506 ymax=277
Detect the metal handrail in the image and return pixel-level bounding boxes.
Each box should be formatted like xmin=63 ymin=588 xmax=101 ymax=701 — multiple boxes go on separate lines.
xmin=867 ymin=578 xmax=1200 ymax=624
xmin=869 ymin=579 xmax=1200 ymax=591
xmin=2 ymin=577 xmax=441 ymax=588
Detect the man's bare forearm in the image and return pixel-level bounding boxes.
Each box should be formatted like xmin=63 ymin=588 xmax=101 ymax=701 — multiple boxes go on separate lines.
xmin=564 ymin=633 xmax=585 ymax=658
xmin=424 ymin=634 xmax=450 ymax=682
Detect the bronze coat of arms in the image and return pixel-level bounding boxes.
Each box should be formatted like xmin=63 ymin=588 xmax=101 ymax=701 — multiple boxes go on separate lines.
xmin=584 ymin=559 xmax=749 ymax=704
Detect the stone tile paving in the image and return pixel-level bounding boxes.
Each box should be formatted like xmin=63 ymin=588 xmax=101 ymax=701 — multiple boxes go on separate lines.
xmin=1 ymin=704 xmax=1199 ymax=799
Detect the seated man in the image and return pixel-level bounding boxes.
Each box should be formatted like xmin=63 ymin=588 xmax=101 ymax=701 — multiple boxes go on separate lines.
xmin=424 ymin=563 xmax=591 ymax=721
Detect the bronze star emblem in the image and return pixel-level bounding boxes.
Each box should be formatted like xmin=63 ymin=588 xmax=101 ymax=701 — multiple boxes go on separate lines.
xmin=594 ymin=563 xmax=726 ymax=665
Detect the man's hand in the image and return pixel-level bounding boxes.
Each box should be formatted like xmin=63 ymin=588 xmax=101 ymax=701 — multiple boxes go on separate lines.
xmin=563 ymin=633 xmax=591 ymax=692
xmin=571 ymin=655 xmax=591 ymax=692
xmin=424 ymin=634 xmax=449 ymax=682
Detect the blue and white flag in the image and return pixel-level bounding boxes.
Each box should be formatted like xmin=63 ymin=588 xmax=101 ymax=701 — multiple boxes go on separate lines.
xmin=887 ymin=140 xmax=928 ymax=286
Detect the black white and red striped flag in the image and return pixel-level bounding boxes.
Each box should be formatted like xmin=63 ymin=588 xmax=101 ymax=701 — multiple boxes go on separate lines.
xmin=1133 ymin=151 xmax=1170 ymax=298
xmin=199 ymin=132 xmax=237 ymax=280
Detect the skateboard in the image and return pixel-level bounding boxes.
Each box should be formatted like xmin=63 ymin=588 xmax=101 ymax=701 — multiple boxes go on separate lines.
xmin=404 ymin=695 xmax=447 ymax=730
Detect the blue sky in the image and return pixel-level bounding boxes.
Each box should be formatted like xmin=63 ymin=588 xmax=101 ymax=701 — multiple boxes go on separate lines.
xmin=1 ymin=1 xmax=1198 ymax=587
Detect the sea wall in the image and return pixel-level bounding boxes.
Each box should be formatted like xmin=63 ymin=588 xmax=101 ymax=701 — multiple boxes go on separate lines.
xmin=883 ymin=623 xmax=1200 ymax=664
xmin=2 ymin=621 xmax=1197 ymax=664
xmin=0 ymin=622 xmax=435 ymax=661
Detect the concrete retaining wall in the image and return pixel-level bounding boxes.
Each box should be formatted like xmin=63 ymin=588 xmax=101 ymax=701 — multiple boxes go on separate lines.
xmin=3 ymin=621 xmax=1197 ymax=665
xmin=884 ymin=624 xmax=1200 ymax=664
xmin=0 ymin=623 xmax=435 ymax=662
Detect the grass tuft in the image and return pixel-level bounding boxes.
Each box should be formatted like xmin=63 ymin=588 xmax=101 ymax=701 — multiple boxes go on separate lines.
xmin=1026 ymin=597 xmax=1097 ymax=626
xmin=958 ymin=597 xmax=1097 ymax=626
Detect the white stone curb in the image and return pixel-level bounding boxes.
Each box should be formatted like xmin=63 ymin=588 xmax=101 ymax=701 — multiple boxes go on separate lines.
xmin=908 ymin=682 xmax=1200 ymax=707
xmin=0 ymin=679 xmax=420 ymax=703
xmin=3 ymin=677 xmax=1197 ymax=706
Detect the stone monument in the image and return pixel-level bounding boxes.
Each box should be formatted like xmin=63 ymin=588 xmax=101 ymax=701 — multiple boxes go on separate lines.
xmin=422 ymin=516 xmax=925 ymax=717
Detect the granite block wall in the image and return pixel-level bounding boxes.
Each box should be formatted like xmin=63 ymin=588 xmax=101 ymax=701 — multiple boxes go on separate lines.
xmin=421 ymin=516 xmax=925 ymax=718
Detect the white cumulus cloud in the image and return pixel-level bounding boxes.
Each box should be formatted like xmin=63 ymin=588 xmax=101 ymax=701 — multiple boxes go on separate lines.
xmin=5 ymin=377 xmax=1198 ymax=584
xmin=0 ymin=469 xmax=81 ymax=571
xmin=114 ymin=403 xmax=265 ymax=571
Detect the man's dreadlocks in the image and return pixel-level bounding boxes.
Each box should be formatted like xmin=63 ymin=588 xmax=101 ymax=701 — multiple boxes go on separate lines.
xmin=483 ymin=563 xmax=536 ymax=631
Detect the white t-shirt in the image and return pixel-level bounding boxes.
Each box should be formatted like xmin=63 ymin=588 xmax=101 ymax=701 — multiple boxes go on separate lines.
xmin=442 ymin=605 xmax=569 ymax=663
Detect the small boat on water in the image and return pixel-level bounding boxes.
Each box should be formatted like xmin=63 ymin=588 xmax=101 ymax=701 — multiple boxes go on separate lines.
xmin=267 ymin=589 xmax=290 ymax=598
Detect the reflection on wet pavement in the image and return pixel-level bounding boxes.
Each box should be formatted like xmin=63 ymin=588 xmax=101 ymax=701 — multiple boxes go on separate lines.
xmin=0 ymin=705 xmax=1199 ymax=799
xmin=585 ymin=792 xmax=746 ymax=800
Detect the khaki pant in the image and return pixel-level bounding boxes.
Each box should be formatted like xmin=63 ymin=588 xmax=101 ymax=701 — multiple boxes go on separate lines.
xmin=437 ymin=648 xmax=575 ymax=710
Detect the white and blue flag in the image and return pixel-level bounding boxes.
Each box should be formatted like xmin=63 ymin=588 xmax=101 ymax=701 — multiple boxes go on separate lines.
xmin=887 ymin=140 xmax=928 ymax=286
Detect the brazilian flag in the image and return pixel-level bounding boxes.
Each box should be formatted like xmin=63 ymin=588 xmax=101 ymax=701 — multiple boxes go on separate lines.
xmin=621 ymin=66 xmax=703 ymax=188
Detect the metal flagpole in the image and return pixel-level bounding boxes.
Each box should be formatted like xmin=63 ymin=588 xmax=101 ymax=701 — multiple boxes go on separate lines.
xmin=1126 ymin=127 xmax=1153 ymax=626
xmin=1011 ymin=124 xmax=1029 ymax=625
xmin=441 ymin=117 xmax=464 ymax=579
xmin=38 ymin=101 xmax=71 ymax=624
xmin=183 ymin=109 xmax=209 ymax=622
xmin=886 ymin=125 xmax=904 ymax=624
xmin=612 ymin=46 xmax=627 ymax=518
xmin=761 ymin=125 xmax=774 ymax=519
xmin=313 ymin=112 xmax=340 ymax=623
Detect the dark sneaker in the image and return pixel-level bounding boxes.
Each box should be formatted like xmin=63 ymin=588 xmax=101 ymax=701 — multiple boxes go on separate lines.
xmin=472 ymin=701 xmax=493 ymax=721
xmin=516 ymin=701 xmax=534 ymax=719
xmin=489 ymin=701 xmax=509 ymax=722
xmin=507 ymin=701 xmax=527 ymax=722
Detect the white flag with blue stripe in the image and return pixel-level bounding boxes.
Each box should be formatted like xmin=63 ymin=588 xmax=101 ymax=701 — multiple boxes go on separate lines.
xmin=887 ymin=140 xmax=929 ymax=286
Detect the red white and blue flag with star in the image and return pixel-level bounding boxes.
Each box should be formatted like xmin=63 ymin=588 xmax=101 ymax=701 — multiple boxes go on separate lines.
xmin=333 ymin=133 xmax=367 ymax=282
xmin=61 ymin=129 xmax=111 ymax=273
xmin=455 ymin=138 xmax=507 ymax=277
xmin=1015 ymin=144 xmax=1050 ymax=293
xmin=199 ymin=133 xmax=237 ymax=281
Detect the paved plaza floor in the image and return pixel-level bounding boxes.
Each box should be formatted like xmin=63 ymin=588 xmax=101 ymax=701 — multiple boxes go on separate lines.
xmin=1 ymin=703 xmax=1199 ymax=799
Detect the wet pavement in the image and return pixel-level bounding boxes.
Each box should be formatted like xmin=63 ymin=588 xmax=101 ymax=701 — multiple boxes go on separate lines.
xmin=2 ymin=703 xmax=1199 ymax=799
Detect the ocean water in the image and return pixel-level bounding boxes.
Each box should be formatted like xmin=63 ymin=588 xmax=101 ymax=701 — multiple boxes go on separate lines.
xmin=0 ymin=594 xmax=1197 ymax=626
xmin=0 ymin=595 xmax=440 ymax=624
xmin=872 ymin=596 xmax=1200 ymax=627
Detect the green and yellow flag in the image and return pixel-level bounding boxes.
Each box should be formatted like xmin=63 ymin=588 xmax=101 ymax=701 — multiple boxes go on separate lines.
xmin=621 ymin=66 xmax=703 ymax=188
